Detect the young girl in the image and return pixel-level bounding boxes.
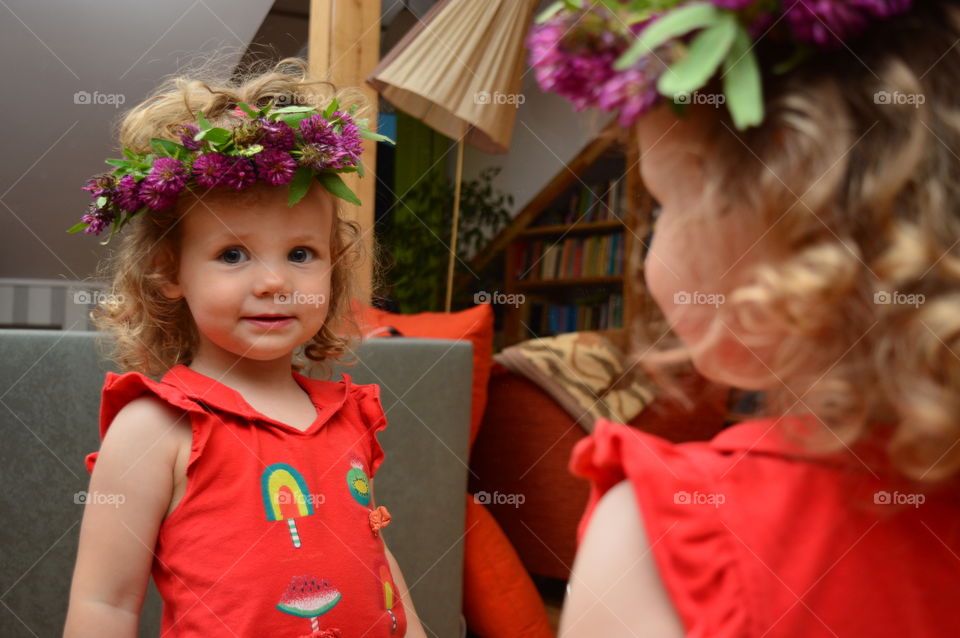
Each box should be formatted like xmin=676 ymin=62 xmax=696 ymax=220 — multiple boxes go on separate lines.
xmin=530 ymin=0 xmax=960 ymax=636
xmin=63 ymin=57 xmax=427 ymax=638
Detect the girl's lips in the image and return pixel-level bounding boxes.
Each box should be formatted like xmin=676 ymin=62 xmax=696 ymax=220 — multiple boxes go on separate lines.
xmin=243 ymin=316 xmax=294 ymax=329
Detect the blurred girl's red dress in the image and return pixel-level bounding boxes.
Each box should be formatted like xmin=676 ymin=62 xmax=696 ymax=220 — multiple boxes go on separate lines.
xmin=85 ymin=364 xmax=406 ymax=638
xmin=570 ymin=416 xmax=960 ymax=638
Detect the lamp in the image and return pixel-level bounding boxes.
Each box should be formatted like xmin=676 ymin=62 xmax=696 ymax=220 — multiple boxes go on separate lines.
xmin=367 ymin=0 xmax=538 ymax=311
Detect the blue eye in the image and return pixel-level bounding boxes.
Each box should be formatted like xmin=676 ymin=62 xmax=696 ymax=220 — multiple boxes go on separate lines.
xmin=219 ymin=247 xmax=248 ymax=264
xmin=289 ymin=247 xmax=314 ymax=263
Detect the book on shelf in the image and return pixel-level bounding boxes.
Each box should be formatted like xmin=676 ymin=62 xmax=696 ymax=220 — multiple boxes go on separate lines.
xmin=562 ymin=179 xmax=626 ymax=225
xmin=513 ymin=232 xmax=625 ymax=281
xmin=526 ymin=293 xmax=624 ymax=335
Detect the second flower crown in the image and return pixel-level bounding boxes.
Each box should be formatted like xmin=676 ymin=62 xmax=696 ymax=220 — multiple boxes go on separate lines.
xmin=72 ymin=98 xmax=395 ymax=245
xmin=528 ymin=0 xmax=915 ymax=131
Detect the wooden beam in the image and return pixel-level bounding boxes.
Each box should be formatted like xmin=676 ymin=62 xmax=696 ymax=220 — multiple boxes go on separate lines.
xmin=309 ymin=0 xmax=381 ymax=302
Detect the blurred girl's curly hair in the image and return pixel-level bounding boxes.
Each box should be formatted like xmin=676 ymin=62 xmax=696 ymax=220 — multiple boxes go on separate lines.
xmin=90 ymin=55 xmax=381 ymax=379
xmin=632 ymin=0 xmax=960 ymax=482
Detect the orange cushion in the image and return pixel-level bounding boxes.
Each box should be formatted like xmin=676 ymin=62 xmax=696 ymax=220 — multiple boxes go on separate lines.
xmin=463 ymin=495 xmax=554 ymax=638
xmin=353 ymin=301 xmax=494 ymax=450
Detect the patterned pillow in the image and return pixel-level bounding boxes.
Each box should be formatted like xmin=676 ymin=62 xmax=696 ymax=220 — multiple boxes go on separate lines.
xmin=494 ymin=331 xmax=656 ymax=433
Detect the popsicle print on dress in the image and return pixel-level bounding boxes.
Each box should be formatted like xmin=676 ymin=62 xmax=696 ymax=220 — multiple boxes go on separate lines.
xmin=378 ymin=562 xmax=400 ymax=633
xmin=261 ymin=462 xmax=316 ymax=548
xmin=276 ymin=574 xmax=342 ymax=636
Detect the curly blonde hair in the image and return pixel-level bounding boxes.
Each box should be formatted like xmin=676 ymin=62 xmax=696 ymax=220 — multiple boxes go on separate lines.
xmin=631 ymin=0 xmax=960 ymax=482
xmin=90 ymin=55 xmax=382 ymax=380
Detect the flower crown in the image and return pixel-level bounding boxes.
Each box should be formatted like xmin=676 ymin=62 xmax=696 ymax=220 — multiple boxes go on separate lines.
xmin=528 ymin=0 xmax=913 ymax=130
xmin=70 ymin=98 xmax=395 ymax=245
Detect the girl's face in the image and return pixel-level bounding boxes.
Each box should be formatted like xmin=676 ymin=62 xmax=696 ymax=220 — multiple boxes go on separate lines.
xmin=161 ymin=184 xmax=335 ymax=366
xmin=638 ymin=104 xmax=779 ymax=390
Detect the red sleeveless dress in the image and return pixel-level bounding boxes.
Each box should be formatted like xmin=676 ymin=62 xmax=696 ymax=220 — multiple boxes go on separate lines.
xmin=85 ymin=364 xmax=407 ymax=638
xmin=570 ymin=416 xmax=960 ymax=638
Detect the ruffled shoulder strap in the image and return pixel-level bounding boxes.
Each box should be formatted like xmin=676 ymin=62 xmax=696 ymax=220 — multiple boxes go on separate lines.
xmin=85 ymin=370 xmax=212 ymax=475
xmin=569 ymin=418 xmax=749 ymax=638
xmin=342 ymin=375 xmax=388 ymax=478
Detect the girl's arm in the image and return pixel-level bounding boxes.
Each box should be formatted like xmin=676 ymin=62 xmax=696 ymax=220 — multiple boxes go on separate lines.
xmin=63 ymin=397 xmax=186 ymax=638
xmin=383 ymin=542 xmax=428 ymax=638
xmin=558 ymin=479 xmax=685 ymax=638
xmin=370 ymin=478 xmax=428 ymax=638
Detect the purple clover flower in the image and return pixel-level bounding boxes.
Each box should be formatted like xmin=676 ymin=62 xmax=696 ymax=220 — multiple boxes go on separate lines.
xmin=174 ymin=123 xmax=201 ymax=151
xmin=330 ymin=111 xmax=363 ymax=167
xmin=527 ymin=9 xmax=627 ymax=111
xmin=258 ymin=118 xmax=296 ymax=151
xmin=528 ymin=5 xmax=673 ymax=128
xmin=143 ymin=157 xmax=188 ymax=197
xmin=222 ymin=158 xmax=257 ymax=190
xmin=139 ymin=180 xmax=178 ymax=210
xmin=297 ymin=143 xmax=358 ymax=171
xmin=113 ymin=175 xmax=143 ymax=212
xmin=81 ymin=202 xmax=114 ymax=235
xmin=295 ymin=111 xmax=364 ymax=170
xmin=596 ymin=67 xmax=663 ymax=128
xmin=81 ymin=174 xmax=116 ymax=199
xmin=299 ymin=113 xmax=339 ymax=145
xmin=324 ymin=148 xmax=357 ymax=170
xmin=192 ymin=152 xmax=231 ymax=189
xmin=785 ymin=0 xmax=913 ymax=47
xmin=254 ymin=149 xmax=297 ymax=186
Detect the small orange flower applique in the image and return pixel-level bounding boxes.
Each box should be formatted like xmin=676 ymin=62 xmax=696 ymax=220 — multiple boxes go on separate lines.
xmin=369 ymin=505 xmax=392 ymax=536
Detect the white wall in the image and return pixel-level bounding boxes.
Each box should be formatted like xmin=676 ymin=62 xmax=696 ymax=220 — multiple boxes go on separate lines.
xmin=0 ymin=0 xmax=274 ymax=281
xmin=457 ymin=45 xmax=615 ymax=258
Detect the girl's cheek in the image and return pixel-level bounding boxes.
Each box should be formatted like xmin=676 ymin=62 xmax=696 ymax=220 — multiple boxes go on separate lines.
xmin=644 ymin=214 xmax=684 ymax=310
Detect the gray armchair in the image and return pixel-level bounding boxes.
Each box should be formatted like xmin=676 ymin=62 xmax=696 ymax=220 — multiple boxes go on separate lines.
xmin=0 ymin=329 xmax=472 ymax=637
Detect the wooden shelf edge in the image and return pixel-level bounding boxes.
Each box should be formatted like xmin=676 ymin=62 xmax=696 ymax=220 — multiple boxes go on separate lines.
xmin=516 ymin=219 xmax=625 ymax=238
xmin=513 ymin=275 xmax=624 ymax=290
xmin=469 ymin=123 xmax=626 ymax=274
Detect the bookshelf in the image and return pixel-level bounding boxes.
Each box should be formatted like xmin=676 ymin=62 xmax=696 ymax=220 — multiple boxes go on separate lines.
xmin=470 ymin=124 xmax=656 ymax=346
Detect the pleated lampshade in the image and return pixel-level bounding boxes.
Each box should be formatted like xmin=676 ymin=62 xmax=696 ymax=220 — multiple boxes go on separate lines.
xmin=366 ymin=0 xmax=538 ymax=154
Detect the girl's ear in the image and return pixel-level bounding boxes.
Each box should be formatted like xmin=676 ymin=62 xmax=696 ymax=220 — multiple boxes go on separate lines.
xmin=159 ymin=280 xmax=183 ymax=300
xmin=154 ymin=247 xmax=183 ymax=300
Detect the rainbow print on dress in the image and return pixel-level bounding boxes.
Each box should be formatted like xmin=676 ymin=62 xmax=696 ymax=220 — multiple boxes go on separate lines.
xmin=261 ymin=462 xmax=315 ymax=548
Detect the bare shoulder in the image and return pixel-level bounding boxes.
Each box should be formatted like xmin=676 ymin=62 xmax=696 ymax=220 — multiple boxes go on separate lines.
xmin=103 ymin=395 xmax=192 ymax=464
xmin=96 ymin=395 xmax=194 ymax=511
xmin=559 ymin=480 xmax=685 ymax=638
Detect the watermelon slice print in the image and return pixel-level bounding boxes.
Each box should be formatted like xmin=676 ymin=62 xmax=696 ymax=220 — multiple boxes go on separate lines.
xmin=276 ymin=574 xmax=342 ymax=633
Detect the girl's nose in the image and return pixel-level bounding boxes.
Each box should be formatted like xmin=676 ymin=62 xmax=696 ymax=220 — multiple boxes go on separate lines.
xmin=252 ymin=262 xmax=290 ymax=298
